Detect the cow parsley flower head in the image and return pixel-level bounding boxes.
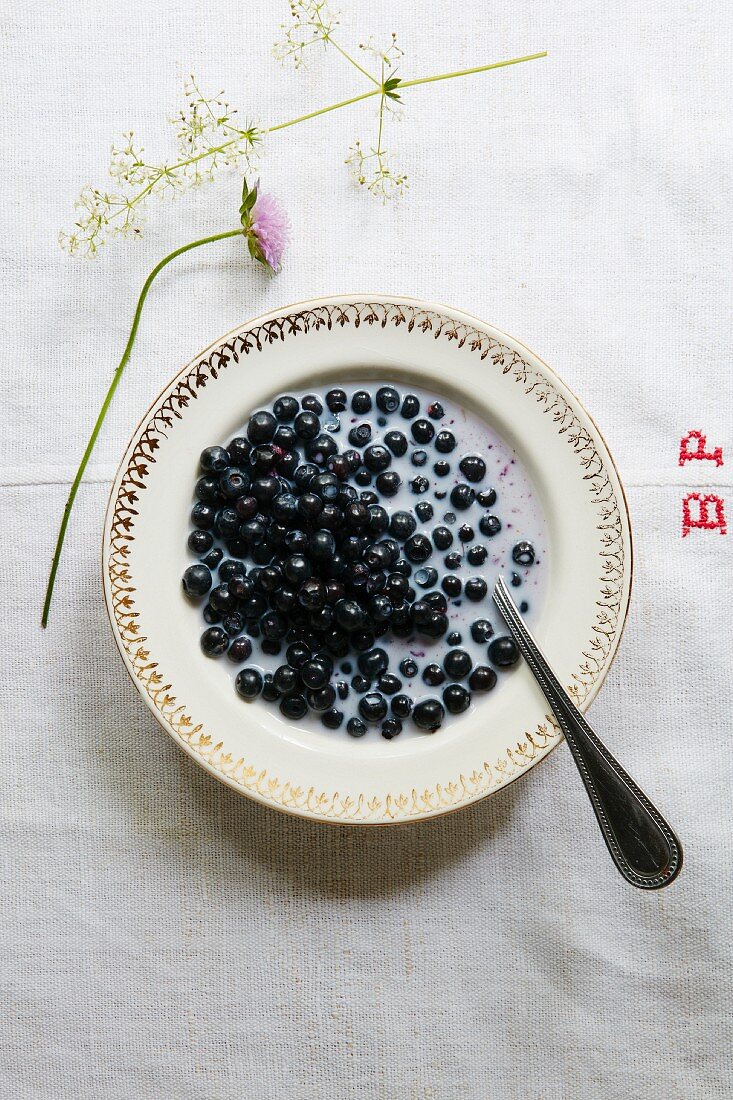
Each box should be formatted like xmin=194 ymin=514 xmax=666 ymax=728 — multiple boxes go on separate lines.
xmin=240 ymin=178 xmax=290 ymax=272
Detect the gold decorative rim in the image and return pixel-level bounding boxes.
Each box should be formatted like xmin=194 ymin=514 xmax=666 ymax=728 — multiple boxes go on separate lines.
xmin=104 ymin=299 xmax=630 ymax=823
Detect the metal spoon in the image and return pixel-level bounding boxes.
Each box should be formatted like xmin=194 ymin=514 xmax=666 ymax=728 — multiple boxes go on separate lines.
xmin=493 ymin=576 xmax=683 ymax=889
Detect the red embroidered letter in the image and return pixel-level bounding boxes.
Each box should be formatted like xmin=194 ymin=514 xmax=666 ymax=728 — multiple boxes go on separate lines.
xmin=679 ymin=430 xmax=723 ymax=467
xmin=682 ymin=493 xmax=727 ymax=537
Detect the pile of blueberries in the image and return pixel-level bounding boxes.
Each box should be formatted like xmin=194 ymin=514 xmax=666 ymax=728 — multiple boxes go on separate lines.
xmin=182 ymin=385 xmax=537 ymax=737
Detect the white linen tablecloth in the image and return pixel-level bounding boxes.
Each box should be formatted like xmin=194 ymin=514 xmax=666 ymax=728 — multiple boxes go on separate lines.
xmin=2 ymin=0 xmax=732 ymax=1096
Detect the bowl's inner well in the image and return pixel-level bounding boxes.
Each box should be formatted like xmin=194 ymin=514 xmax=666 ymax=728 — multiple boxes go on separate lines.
xmin=183 ymin=377 xmax=549 ymax=741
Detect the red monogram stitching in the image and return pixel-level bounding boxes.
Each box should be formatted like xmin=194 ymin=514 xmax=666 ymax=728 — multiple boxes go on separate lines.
xmin=681 ymin=493 xmax=727 ymax=537
xmin=679 ymin=430 xmax=724 ymax=467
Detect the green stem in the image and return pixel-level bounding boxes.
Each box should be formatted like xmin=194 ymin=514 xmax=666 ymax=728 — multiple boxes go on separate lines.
xmin=400 ymin=52 xmax=548 ymax=89
xmin=266 ymin=87 xmax=379 ymax=133
xmin=326 ymin=37 xmax=381 ymax=85
xmin=41 ymin=228 xmax=243 ymax=627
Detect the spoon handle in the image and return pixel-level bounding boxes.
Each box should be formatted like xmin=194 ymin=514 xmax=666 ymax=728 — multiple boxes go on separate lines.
xmin=493 ymin=577 xmax=683 ymax=890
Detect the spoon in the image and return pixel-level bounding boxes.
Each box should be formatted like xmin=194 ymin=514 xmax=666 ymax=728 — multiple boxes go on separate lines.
xmin=493 ymin=576 xmax=683 ymax=889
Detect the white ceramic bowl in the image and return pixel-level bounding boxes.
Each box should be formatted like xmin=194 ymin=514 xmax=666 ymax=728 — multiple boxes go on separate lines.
xmin=103 ymin=295 xmax=632 ymax=824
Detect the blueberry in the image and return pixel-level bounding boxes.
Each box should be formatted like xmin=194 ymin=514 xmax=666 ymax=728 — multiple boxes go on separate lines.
xmin=223 ymin=612 xmax=245 ymax=637
xmin=411 ymin=419 xmax=435 ymax=444
xmin=286 ymin=642 xmax=308 ymax=664
xmin=273 ymin=424 xmax=297 ymax=450
xmin=293 ymin=462 xmax=319 ymax=489
xmin=209 ymin=584 xmax=236 ymax=613
xmin=392 ymin=558 xmax=413 ymax=577
xmin=468 ymin=666 xmax=497 ymax=692
xmin=284 ymin=554 xmax=312 ymax=584
xmin=348 ymin=423 xmax=372 ymax=447
xmin=520 ymin=601 xmax=529 ymax=613
xmin=477 ymin=488 xmax=497 ymax=508
xmin=413 ymin=698 xmax=445 ymax=732
xmin=378 ymin=673 xmax=402 ymax=696
xmin=465 ymin=578 xmax=488 ymax=602
xmin=305 ymin=433 xmax=339 ymax=464
xmin=214 ymin=509 xmax=239 ymax=538
xmin=228 ymin=576 xmax=253 ymax=601
xmin=297 ymin=493 xmax=323 ymax=520
xmin=450 ymin=484 xmax=475 ymax=510
xmin=337 ymin=680 xmax=349 ymax=699
xmin=410 ymin=476 xmax=430 ymax=495
xmin=273 ymin=395 xmax=299 ymax=421
xmin=369 ymin=595 xmax=393 ymax=621
xmin=235 ymin=667 xmax=263 ymax=697
xmin=411 ymin=450 xmax=428 ymax=467
xmin=301 ymin=393 xmax=323 ymax=415
xmin=299 ymin=579 xmax=327 ymax=610
xmin=458 ymin=455 xmax=486 ymax=482
xmin=443 ymin=684 xmax=471 ymax=714
xmin=363 ymin=445 xmax=391 ymax=473
xmin=321 ymin=708 xmax=344 ymax=729
xmin=467 ymin=545 xmax=488 ymax=566
xmin=195 ymin=475 xmax=222 ymax=502
xmin=384 ymin=430 xmax=408 ymax=456
xmin=326 ymin=388 xmax=347 ymax=412
xmin=426 ymin=401 xmax=444 ymax=420
xmin=200 ymin=626 xmax=229 ymax=656
xmin=182 ymin=564 xmax=212 ymax=598
xmin=252 ymin=476 xmax=281 ymax=503
xmin=347 ymin=717 xmax=368 ymax=737
xmin=443 ymin=511 xmax=457 ymax=525
xmin=404 ymin=534 xmax=432 ymax=563
xmin=434 ymin=461 xmax=450 ymax=477
xmin=381 ymin=718 xmax=403 ymax=740
xmin=280 ymin=694 xmax=308 ymax=719
xmin=512 ymin=541 xmax=536 ymax=566
xmin=188 ymin=529 xmax=214 ymax=555
xmin=423 ymin=663 xmax=445 ymax=686
xmin=435 ymin=431 xmax=456 ymax=453
xmin=444 ymin=649 xmax=472 ymax=679
xmin=359 ymin=692 xmax=388 ymax=723
xmin=376 ymin=386 xmax=400 ymax=413
xmin=432 ymin=526 xmax=453 ymax=550
xmin=335 ymin=599 xmax=366 ymax=631
xmin=274 ymin=664 xmax=301 ymax=694
xmin=399 ymin=657 xmax=418 ymax=678
xmin=227 ymin=437 xmax=252 ymax=466
xmin=351 ymin=674 xmax=370 ymax=693
xmin=390 ymin=511 xmax=417 ymax=540
xmin=200 ymin=445 xmax=229 ymax=473
xmin=235 ymin=495 xmax=259 ymax=520
xmin=401 ymin=394 xmax=420 ymax=419
xmin=246 ymin=411 xmax=277 ymax=444
xmin=191 ymin=501 xmax=216 ymax=530
xmin=249 ymin=445 xmax=276 ymax=472
xmin=470 ymin=619 xmax=494 ymax=643
xmin=414 ymin=566 xmax=439 ymax=588
xmin=261 ymin=675 xmax=281 ymax=702
xmin=327 ymin=455 xmax=350 ymax=480
xmin=414 ymin=501 xmax=434 ymax=522
xmin=441 ymin=575 xmax=462 ymax=597
xmin=421 ymin=612 xmax=449 ymax=638
xmin=227 ymin=636 xmax=253 ymax=663
xmin=444 ymin=552 xmax=462 ymax=570
xmin=309 ymin=530 xmax=337 ymax=559
xmin=307 ymin=685 xmax=337 ymax=711
xmin=358 ymin=647 xmax=389 ymax=678
xmin=293 ymin=411 xmax=320 ymax=440
xmin=391 ymin=694 xmax=414 ymax=719
xmin=458 ymin=524 xmax=475 ymax=543
xmin=271 ymin=494 xmax=299 ymax=523
xmin=301 ymin=658 xmax=332 ymax=690
xmin=202 ymin=603 xmax=221 ymax=624
xmin=352 ymin=390 xmax=372 ymax=414
xmin=511 ymin=572 xmax=522 ymax=587
xmin=479 ymin=514 xmax=502 ymax=537
xmin=488 ymin=637 xmax=520 ymax=667
xmin=376 ymin=470 xmax=401 ymax=496
xmin=447 ymin=631 xmax=462 ymax=645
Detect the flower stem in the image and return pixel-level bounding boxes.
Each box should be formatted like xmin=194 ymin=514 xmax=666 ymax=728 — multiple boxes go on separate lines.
xmin=326 ymin=37 xmax=381 ymax=86
xmin=41 ymin=228 xmax=243 ymax=627
xmin=266 ymin=87 xmax=379 ymax=133
xmin=400 ymin=52 xmax=548 ymax=89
